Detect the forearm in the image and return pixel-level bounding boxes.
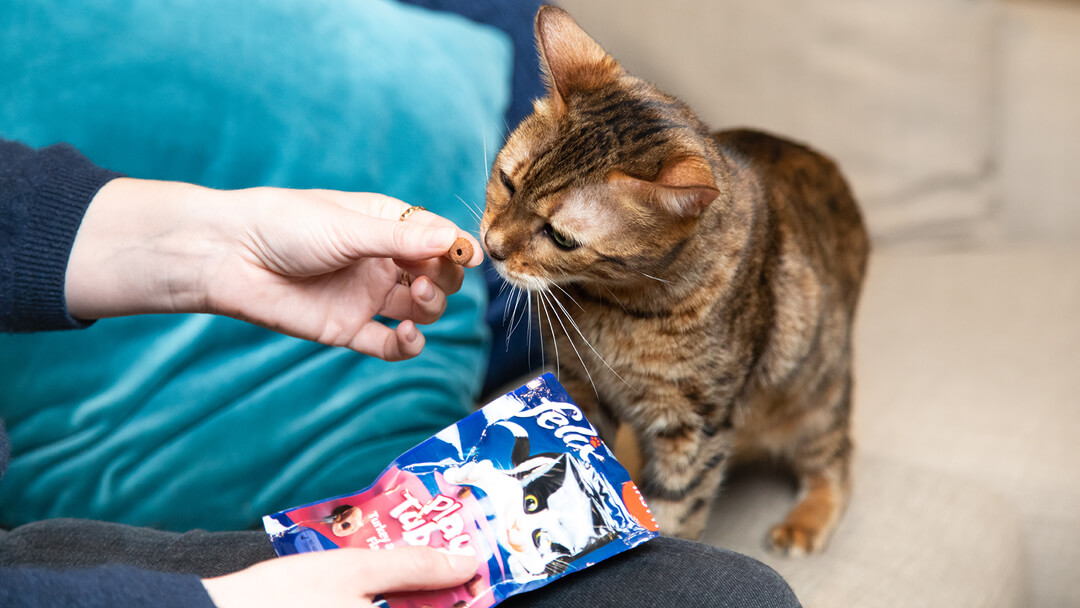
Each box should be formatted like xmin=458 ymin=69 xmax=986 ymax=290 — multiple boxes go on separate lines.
xmin=13 ymin=150 xmax=480 ymax=357
xmin=64 ymin=178 xmax=233 ymax=320
xmin=62 ymin=178 xmax=483 ymax=359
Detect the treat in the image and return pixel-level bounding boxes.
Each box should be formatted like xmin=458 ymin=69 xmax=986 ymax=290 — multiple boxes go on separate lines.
xmin=447 ymin=237 xmax=473 ymax=265
xmin=264 ymin=373 xmax=658 ymax=608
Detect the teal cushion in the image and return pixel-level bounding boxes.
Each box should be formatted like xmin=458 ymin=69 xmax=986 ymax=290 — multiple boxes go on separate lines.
xmin=0 ymin=0 xmax=509 ymax=531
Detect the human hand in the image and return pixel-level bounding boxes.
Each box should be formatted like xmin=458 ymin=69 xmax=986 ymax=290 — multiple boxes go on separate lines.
xmin=65 ymin=178 xmax=483 ymax=360
xmin=201 ymin=546 xmax=478 ymax=608
xmin=199 ymin=184 xmax=483 ymax=360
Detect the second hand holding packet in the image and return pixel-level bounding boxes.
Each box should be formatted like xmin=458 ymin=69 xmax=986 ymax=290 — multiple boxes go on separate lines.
xmin=263 ymin=373 xmax=659 ymax=607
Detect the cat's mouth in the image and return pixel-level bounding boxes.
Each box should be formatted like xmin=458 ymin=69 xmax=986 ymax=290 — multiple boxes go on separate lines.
xmin=490 ymin=260 xmax=552 ymax=293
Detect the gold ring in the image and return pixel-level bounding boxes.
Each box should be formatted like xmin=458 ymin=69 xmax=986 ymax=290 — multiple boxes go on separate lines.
xmin=398 ymin=205 xmax=424 ymax=286
xmin=399 ymin=205 xmax=426 ymax=222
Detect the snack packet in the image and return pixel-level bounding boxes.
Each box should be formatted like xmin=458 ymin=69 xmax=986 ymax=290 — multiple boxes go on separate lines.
xmin=263 ymin=373 xmax=659 ymax=608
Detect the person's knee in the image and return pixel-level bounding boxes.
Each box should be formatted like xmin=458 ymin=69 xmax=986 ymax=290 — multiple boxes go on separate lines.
xmin=474 ymin=536 xmax=802 ymax=608
xmin=651 ymin=537 xmax=801 ymax=608
xmin=714 ymin=548 xmax=801 ymax=607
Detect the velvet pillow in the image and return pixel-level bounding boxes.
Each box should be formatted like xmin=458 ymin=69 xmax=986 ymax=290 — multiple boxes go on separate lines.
xmin=396 ymin=0 xmax=550 ymax=395
xmin=0 ymin=0 xmax=510 ymax=531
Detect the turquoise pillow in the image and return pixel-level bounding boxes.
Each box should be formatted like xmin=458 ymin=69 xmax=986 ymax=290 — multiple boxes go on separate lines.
xmin=0 ymin=0 xmax=510 ymax=531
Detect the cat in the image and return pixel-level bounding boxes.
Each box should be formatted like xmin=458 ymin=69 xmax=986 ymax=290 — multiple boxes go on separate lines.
xmin=443 ymin=421 xmax=619 ymax=581
xmin=479 ymin=6 xmax=870 ymax=555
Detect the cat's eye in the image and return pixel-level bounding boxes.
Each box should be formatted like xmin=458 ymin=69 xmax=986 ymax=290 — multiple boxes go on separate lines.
xmin=499 ymin=170 xmax=516 ymax=196
xmin=524 ymin=494 xmax=540 ymax=513
xmin=543 ymin=224 xmax=578 ymax=251
xmin=532 ymin=529 xmax=550 ymax=548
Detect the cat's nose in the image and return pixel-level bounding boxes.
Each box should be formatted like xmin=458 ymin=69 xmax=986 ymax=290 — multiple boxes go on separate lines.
xmin=485 ymin=232 xmax=509 ymax=261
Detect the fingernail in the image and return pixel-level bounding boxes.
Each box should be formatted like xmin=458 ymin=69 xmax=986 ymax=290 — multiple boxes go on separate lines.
xmin=418 ymin=278 xmax=436 ymax=302
xmin=445 ymin=553 xmax=478 ymax=575
xmin=425 ymin=227 xmax=456 ymax=248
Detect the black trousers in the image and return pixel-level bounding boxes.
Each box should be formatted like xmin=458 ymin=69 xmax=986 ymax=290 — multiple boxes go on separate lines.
xmin=0 ymin=519 xmax=801 ymax=607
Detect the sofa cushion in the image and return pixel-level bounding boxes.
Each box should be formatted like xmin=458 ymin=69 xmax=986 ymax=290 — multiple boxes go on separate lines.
xmin=395 ymin=0 xmax=550 ymax=396
xmin=0 ymin=0 xmax=511 ymax=531
xmin=704 ymin=455 xmax=1027 ymax=607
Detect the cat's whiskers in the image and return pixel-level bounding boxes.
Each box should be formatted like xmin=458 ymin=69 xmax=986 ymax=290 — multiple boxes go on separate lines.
xmin=537 ymin=290 xmax=561 ymax=378
xmin=503 ymin=286 xmax=528 ymax=342
xmin=526 ymin=290 xmax=535 ymax=368
xmin=550 ymin=279 xmax=585 ymax=313
xmin=638 ymin=271 xmax=673 ymax=285
xmin=501 ymin=284 xmax=515 ymax=324
xmin=454 ymin=194 xmax=484 ymax=224
xmin=506 ymin=286 xmax=532 ymax=348
xmin=534 ymin=291 xmax=547 ymax=370
xmin=546 ymin=288 xmax=635 ymax=392
xmin=482 ymin=131 xmax=489 ymax=181
xmin=602 ymin=286 xmax=629 ymax=313
xmin=507 ymin=287 xmax=530 ymax=346
xmin=540 ymin=289 xmax=597 ymax=399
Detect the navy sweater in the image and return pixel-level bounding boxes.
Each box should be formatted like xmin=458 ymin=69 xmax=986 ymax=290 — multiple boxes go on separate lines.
xmin=0 ymin=139 xmax=217 ymax=607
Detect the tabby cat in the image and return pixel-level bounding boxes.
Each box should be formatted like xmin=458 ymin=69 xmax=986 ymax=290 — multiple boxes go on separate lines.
xmin=480 ymin=6 xmax=869 ymax=555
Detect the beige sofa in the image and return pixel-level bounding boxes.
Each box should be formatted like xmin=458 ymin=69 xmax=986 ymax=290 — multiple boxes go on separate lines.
xmin=552 ymin=1 xmax=1080 ymax=604
xmin=704 ymin=247 xmax=1080 ymax=607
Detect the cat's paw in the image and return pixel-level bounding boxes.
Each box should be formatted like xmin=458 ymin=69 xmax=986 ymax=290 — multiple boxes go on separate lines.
xmin=766 ymin=522 xmax=825 ymax=557
xmin=649 ymin=499 xmax=708 ymax=540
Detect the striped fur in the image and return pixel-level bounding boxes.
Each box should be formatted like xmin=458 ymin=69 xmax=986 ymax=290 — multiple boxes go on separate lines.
xmin=481 ymin=7 xmax=869 ymax=554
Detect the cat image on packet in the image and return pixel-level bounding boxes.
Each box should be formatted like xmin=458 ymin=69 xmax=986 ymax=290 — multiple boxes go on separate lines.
xmin=263 ymin=374 xmax=659 ymax=608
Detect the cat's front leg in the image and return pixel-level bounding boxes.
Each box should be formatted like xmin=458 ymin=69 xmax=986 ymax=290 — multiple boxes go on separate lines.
xmin=637 ymin=417 xmax=732 ymax=540
xmin=767 ymin=372 xmax=855 ymax=556
xmin=768 ymin=465 xmax=850 ymax=556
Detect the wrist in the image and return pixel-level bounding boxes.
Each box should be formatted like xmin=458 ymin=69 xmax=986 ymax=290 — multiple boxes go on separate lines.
xmin=65 ymin=178 xmax=234 ymax=319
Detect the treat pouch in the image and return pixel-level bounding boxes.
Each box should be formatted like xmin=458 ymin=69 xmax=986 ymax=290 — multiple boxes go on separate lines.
xmin=264 ymin=373 xmax=659 ymax=607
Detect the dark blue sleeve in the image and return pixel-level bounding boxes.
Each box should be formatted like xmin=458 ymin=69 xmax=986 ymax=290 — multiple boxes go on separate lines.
xmin=0 ymin=139 xmax=122 ymax=333
xmin=0 ymin=565 xmax=217 ymax=608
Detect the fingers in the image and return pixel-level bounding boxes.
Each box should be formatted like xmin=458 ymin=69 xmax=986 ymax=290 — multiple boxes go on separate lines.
xmin=307 ymin=190 xmax=415 ymax=222
xmin=375 ymin=271 xmax=459 ymax=326
xmin=407 ymin=276 xmax=449 ymax=325
xmin=344 ymin=271 xmax=455 ymax=359
xmin=202 ymin=547 xmax=478 ymax=608
xmin=315 ymin=191 xmax=484 ymax=267
xmin=349 ymin=320 xmax=426 ymax=362
xmin=337 ymin=217 xmax=455 ymax=261
xmin=354 ymin=546 xmax=479 ymax=595
xmin=397 ymin=257 xmax=465 ymax=297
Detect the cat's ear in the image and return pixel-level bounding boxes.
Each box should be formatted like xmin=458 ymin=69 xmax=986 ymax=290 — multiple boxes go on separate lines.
xmin=511 ymin=434 xmax=531 ymax=467
xmin=535 ymin=6 xmax=622 ymax=114
xmin=611 ymin=155 xmax=720 ymax=218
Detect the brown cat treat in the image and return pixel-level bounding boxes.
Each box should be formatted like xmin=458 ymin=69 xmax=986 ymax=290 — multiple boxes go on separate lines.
xmin=480 ymin=7 xmax=869 ymax=556
xmin=447 ymin=237 xmax=473 ymax=265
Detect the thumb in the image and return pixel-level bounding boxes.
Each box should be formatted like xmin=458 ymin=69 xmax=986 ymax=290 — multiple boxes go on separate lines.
xmin=342 ymin=216 xmax=459 ymax=262
xmin=361 ymin=546 xmax=479 ymax=595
